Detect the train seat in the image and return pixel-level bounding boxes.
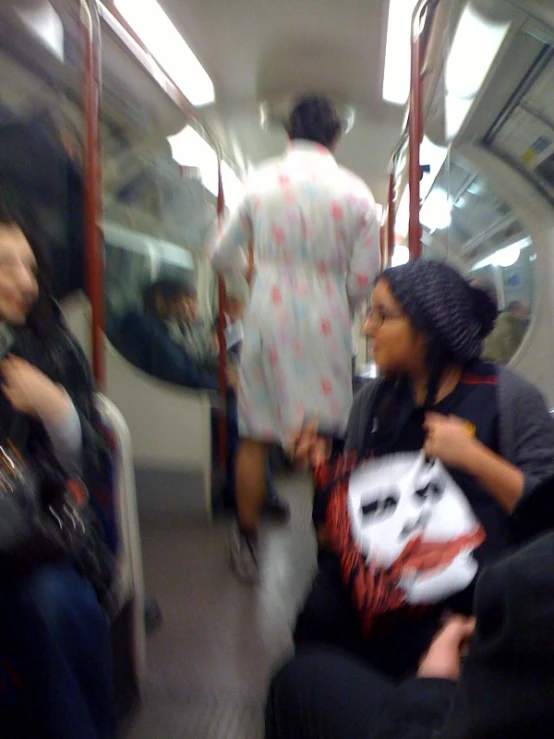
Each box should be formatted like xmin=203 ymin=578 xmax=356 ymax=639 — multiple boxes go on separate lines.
xmin=95 ymin=394 xmax=147 ymax=705
xmin=0 ymin=394 xmax=146 ymax=725
xmin=63 ymin=293 xmax=215 ymax=523
xmin=106 ymin=339 xmax=214 ymax=523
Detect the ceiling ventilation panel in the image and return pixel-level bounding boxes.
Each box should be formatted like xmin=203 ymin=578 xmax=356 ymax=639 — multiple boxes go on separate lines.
xmin=485 ymin=50 xmax=554 ymax=203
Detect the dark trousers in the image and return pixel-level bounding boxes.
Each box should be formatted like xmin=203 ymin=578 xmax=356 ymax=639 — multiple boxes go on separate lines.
xmin=265 ymin=648 xmax=453 ymax=739
xmin=0 ymin=562 xmax=116 ymax=739
xmin=294 ymin=553 xmax=441 ymax=680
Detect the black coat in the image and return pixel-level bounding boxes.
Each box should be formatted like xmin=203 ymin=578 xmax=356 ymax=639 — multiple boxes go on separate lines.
xmin=377 ymin=502 xmax=554 ymax=738
xmin=434 ymin=528 xmax=554 ymax=738
xmin=4 ymin=308 xmax=105 ymax=505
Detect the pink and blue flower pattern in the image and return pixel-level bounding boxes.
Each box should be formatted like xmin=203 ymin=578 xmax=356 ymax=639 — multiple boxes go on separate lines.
xmin=209 ymin=141 xmax=380 ymax=445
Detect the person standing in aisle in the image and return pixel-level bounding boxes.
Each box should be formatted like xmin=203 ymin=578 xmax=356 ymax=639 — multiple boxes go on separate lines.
xmin=209 ymin=95 xmax=380 ymax=582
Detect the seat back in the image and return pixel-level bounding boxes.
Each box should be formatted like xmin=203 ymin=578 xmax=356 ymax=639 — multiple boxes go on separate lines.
xmin=106 ymin=340 xmax=213 ymax=522
xmin=95 ymin=394 xmax=146 ymax=694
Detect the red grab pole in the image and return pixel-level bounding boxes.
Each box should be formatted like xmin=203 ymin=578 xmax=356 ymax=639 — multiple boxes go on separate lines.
xmin=387 ymin=173 xmax=395 ymax=268
xmin=408 ymin=3 xmax=424 ymax=261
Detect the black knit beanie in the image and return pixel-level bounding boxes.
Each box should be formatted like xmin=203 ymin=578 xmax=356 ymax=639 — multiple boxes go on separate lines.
xmin=381 ymin=260 xmax=497 ymax=363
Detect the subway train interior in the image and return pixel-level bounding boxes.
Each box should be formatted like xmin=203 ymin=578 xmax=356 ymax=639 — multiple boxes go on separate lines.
xmin=1 ymin=0 xmax=554 ymax=737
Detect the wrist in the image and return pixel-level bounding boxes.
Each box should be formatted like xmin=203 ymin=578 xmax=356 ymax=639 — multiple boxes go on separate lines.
xmin=36 ymin=383 xmax=72 ymax=425
xmin=417 ymin=659 xmax=460 ymax=681
xmin=458 ymin=437 xmax=487 ymax=476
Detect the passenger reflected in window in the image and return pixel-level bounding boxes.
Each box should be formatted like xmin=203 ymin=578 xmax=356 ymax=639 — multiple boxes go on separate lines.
xmin=483 ymin=299 xmax=531 ymax=364
xmin=118 ymin=279 xmax=218 ymax=389
xmin=174 ymin=283 xmax=219 ymax=371
xmin=118 ymin=280 xmax=288 ymax=518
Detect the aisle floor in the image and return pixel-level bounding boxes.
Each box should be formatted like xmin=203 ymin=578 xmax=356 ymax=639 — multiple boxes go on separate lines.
xmin=123 ymin=474 xmax=316 ymax=739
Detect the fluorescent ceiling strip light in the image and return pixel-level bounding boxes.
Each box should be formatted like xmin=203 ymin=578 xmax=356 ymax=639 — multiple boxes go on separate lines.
xmin=420 ymin=187 xmax=452 ymax=232
xmin=99 ymin=3 xmax=170 ymax=93
xmin=16 ymin=2 xmax=64 ymax=62
xmin=168 ymin=125 xmax=218 ymax=195
xmin=445 ymin=3 xmax=510 ymax=139
xmin=471 ymin=237 xmax=532 ymax=271
xmin=382 ymin=0 xmax=419 ymax=105
xmin=168 ymin=126 xmax=244 ymax=207
xmin=115 ymin=0 xmax=215 ymax=107
xmin=446 ymin=4 xmax=510 ymax=98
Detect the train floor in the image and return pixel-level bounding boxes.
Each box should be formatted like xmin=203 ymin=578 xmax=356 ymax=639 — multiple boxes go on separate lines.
xmin=122 ymin=473 xmax=317 ymax=739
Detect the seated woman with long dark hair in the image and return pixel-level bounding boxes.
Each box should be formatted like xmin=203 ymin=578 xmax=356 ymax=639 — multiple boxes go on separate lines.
xmin=0 ymin=202 xmax=115 ymax=739
xmin=290 ymin=259 xmax=554 ymax=680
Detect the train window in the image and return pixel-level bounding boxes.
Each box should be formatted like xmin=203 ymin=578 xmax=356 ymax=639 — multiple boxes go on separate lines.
xmin=0 ymin=0 xmax=234 ymax=388
xmin=422 ymin=152 xmax=536 ymax=366
xmin=406 ymin=2 xmax=549 ymax=368
xmin=0 ymin=3 xmax=84 ymax=300
xmin=101 ymin=97 xmax=220 ymax=378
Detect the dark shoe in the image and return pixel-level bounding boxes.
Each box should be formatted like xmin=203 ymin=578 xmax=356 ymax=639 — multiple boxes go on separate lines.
xmin=263 ymin=493 xmax=291 ymax=523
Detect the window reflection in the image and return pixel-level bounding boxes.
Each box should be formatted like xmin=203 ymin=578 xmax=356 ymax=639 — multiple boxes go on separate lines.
xmin=422 ymin=154 xmax=535 ymax=365
xmin=0 ymin=1 xmax=224 ymax=391
xmin=0 ymin=9 xmax=82 ymax=301
xmin=102 ymin=115 xmax=218 ymax=377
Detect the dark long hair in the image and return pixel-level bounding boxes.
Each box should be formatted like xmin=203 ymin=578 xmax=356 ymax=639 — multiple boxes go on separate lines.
xmin=0 ymin=198 xmax=57 ymax=337
xmin=370 ymin=265 xmax=498 ymax=447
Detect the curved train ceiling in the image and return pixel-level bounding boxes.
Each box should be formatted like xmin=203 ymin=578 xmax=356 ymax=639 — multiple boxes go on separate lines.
xmin=413 ymin=0 xmax=554 ymax=267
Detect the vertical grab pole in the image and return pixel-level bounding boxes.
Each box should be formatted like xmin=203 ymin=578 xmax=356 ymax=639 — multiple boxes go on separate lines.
xmin=408 ymin=3 xmax=424 ymax=261
xmin=81 ymin=0 xmax=106 ymax=387
xmin=379 ymin=225 xmax=386 ymax=270
xmin=387 ymin=173 xmax=395 ymax=268
xmin=216 ymin=163 xmax=227 ymax=468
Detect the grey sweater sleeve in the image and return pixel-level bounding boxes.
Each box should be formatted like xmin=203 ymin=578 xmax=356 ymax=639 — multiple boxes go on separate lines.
xmin=498 ymin=367 xmax=554 ymax=497
xmin=348 ymin=370 xmax=554 ymax=499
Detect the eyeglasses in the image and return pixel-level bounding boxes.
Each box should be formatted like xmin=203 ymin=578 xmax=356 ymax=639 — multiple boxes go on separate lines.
xmin=366 ymin=307 xmax=405 ymax=329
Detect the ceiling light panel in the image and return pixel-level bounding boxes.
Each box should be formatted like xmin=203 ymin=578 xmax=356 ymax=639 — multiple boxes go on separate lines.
xmin=383 ymin=0 xmax=419 ymax=105
xmin=115 ymin=0 xmax=215 ymax=107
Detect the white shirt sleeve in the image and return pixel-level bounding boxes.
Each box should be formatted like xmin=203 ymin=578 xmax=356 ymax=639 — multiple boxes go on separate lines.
xmin=207 ymin=198 xmax=252 ymax=277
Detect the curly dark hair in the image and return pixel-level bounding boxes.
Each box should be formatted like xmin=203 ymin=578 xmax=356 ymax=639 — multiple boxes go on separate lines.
xmin=286 ymin=95 xmax=343 ymax=149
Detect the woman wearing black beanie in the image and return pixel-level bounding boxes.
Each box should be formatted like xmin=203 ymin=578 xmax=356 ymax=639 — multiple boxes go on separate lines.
xmin=289 ymin=259 xmax=554 ymax=682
